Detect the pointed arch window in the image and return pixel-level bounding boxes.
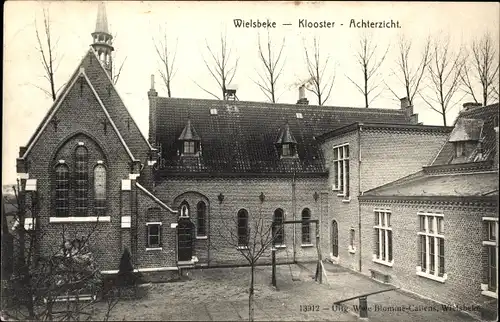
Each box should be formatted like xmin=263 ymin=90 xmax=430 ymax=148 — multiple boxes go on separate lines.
xmin=301 ymin=208 xmax=311 ymax=244
xmin=197 ymin=201 xmax=207 ymax=237
xmin=55 ymin=164 xmax=69 ymax=217
xmin=75 ymin=146 xmax=89 ymax=216
xmin=94 ymin=164 xmax=106 ymax=214
xmin=180 ymin=202 xmax=190 ymax=218
xmin=237 ymin=209 xmax=249 ymax=247
xmin=273 ymin=209 xmax=285 ymax=246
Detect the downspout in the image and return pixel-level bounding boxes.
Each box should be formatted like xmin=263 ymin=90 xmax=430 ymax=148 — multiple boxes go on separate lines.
xmin=358 ymin=124 xmax=363 ymax=272
xmin=292 ymin=171 xmax=297 ymax=263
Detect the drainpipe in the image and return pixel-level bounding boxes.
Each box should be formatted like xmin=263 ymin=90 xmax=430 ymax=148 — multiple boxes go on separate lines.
xmin=292 ymin=171 xmax=297 ymax=263
xmin=358 ymin=124 xmax=363 ymax=272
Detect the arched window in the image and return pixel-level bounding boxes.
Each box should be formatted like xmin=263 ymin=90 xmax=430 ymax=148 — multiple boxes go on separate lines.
xmin=180 ymin=201 xmax=190 ymax=218
xmin=197 ymin=201 xmax=207 ymax=237
xmin=332 ymin=220 xmax=339 ymax=257
xmin=301 ymin=208 xmax=311 ymax=244
xmin=237 ymin=209 xmax=248 ymax=247
xmin=74 ymin=146 xmax=89 ymax=216
xmin=94 ymin=164 xmax=106 ymax=214
xmin=273 ymin=209 xmax=285 ymax=245
xmin=55 ymin=164 xmax=69 ymax=217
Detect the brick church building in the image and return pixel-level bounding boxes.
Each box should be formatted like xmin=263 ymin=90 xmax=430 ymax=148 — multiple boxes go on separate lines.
xmin=14 ymin=3 xmax=497 ymax=318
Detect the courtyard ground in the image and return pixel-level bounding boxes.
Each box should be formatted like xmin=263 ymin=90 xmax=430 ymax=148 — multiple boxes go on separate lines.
xmin=93 ymin=262 xmax=480 ymax=321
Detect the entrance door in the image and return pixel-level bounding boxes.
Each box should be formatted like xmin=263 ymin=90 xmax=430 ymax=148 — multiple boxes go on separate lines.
xmin=332 ymin=220 xmax=338 ymax=257
xmin=178 ymin=218 xmax=194 ymax=261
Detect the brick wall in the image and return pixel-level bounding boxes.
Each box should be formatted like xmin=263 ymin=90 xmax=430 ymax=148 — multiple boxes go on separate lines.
xmin=360 ymin=200 xmax=498 ymax=318
xmin=154 ymin=176 xmax=327 ymax=266
xmin=320 ymin=127 xmax=451 ymax=272
xmin=21 ymin=73 xmax=142 ymax=272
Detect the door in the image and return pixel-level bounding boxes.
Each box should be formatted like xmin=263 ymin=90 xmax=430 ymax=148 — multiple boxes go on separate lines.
xmin=177 ymin=218 xmax=194 ymax=261
xmin=332 ymin=220 xmax=338 ymax=257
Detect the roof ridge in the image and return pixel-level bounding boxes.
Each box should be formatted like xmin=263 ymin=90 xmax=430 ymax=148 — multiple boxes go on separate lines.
xmin=157 ymin=96 xmax=405 ymax=114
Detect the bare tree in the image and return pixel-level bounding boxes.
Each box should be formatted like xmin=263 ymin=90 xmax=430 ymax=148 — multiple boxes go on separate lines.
xmin=195 ymin=32 xmax=239 ymax=100
xmin=347 ymin=33 xmax=389 ymax=108
xmin=386 ymin=36 xmax=431 ymax=106
xmin=153 ymin=25 xmax=178 ymax=97
xmin=34 ymin=8 xmax=64 ymax=101
xmin=253 ymin=31 xmax=286 ymax=103
xmin=460 ymin=32 xmax=499 ymax=106
xmin=213 ymin=207 xmax=278 ymax=322
xmin=303 ymin=37 xmax=336 ymax=106
xmin=420 ymin=36 xmax=464 ymax=126
xmin=2 ymin=180 xmax=119 ymax=321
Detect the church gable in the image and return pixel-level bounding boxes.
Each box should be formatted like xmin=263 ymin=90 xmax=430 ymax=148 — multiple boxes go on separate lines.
xmin=20 ymin=66 xmax=136 ymax=175
xmin=80 ymin=50 xmax=153 ymax=163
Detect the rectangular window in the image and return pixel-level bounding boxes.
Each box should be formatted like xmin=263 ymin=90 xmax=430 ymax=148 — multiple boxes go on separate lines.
xmin=483 ymin=219 xmax=498 ymax=293
xmin=349 ymin=228 xmax=355 ymax=251
xmin=147 ymin=223 xmax=161 ymax=248
xmin=332 ymin=144 xmax=349 ymax=197
xmin=183 ymin=141 xmax=195 ymax=154
xmin=417 ymin=212 xmax=445 ymax=280
xmin=282 ymin=143 xmax=291 ymax=157
xmin=374 ymin=210 xmax=392 ymax=264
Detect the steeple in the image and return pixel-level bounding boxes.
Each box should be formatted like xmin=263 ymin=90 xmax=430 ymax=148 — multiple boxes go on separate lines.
xmin=91 ymin=2 xmax=114 ymax=76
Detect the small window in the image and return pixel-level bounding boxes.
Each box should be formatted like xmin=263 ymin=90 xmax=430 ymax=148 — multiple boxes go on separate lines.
xmin=296 ymin=112 xmax=303 ymax=119
xmin=455 ymin=142 xmax=465 ymax=157
xmin=350 ymin=229 xmax=355 ymax=249
xmin=183 ymin=141 xmax=195 ymax=154
xmin=197 ymin=201 xmax=207 ymax=237
xmin=180 ymin=203 xmax=189 ymax=218
xmin=282 ymin=144 xmax=291 ymax=157
xmin=301 ymin=208 xmax=311 ymax=244
xmin=147 ymin=223 xmax=161 ymax=248
xmin=273 ymin=209 xmax=285 ymax=245
xmin=488 ymin=221 xmax=496 ymax=241
xmin=237 ymin=209 xmax=248 ymax=246
xmin=210 ymin=108 xmax=218 ymax=115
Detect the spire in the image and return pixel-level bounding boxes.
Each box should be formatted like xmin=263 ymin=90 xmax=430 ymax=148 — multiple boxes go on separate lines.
xmin=95 ymin=2 xmax=110 ymax=34
xmin=91 ymin=2 xmax=114 ymax=76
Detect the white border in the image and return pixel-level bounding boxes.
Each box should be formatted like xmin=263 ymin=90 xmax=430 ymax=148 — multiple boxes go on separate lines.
xmin=49 ymin=216 xmax=111 ymax=223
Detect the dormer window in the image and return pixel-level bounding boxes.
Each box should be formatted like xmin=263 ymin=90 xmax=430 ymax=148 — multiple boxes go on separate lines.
xmin=183 ymin=141 xmax=196 ymax=154
xmin=178 ymin=118 xmax=201 ymax=157
xmin=455 ymin=142 xmax=465 ymax=158
xmin=275 ymin=121 xmax=298 ymax=159
xmin=282 ymin=143 xmax=296 ymax=157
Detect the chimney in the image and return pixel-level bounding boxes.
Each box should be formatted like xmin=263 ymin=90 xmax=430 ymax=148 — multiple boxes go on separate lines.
xmin=400 ymin=97 xmax=418 ymax=124
xmin=148 ymin=74 xmax=158 ymax=146
xmin=297 ymin=85 xmax=309 ymax=105
xmin=461 ymin=102 xmax=482 ymax=113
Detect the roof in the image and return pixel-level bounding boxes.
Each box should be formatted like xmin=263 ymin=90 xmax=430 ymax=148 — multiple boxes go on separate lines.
xmin=448 ymin=118 xmax=484 ymax=142
xmin=178 ymin=119 xmax=200 ymax=141
xmin=155 ymin=98 xmax=410 ymax=174
xmin=362 ymin=171 xmax=498 ymax=198
xmin=432 ymin=103 xmax=499 ymax=166
xmin=275 ymin=122 xmax=297 ymax=144
xmin=136 ymin=183 xmax=177 ymax=213
xmin=94 ymin=2 xmax=110 ymax=34
xmin=21 ymin=48 xmax=153 ymax=163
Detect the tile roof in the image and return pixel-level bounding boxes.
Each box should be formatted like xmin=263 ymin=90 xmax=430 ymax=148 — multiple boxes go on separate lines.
xmin=362 ymin=171 xmax=498 ymax=197
xmin=448 ymin=118 xmax=484 ymax=142
xmin=155 ymin=98 xmax=410 ymax=174
xmin=432 ymin=103 xmax=499 ymax=166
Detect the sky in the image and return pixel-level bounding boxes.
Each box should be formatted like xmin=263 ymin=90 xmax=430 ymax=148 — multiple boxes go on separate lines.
xmin=3 ymin=1 xmax=499 ymax=185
